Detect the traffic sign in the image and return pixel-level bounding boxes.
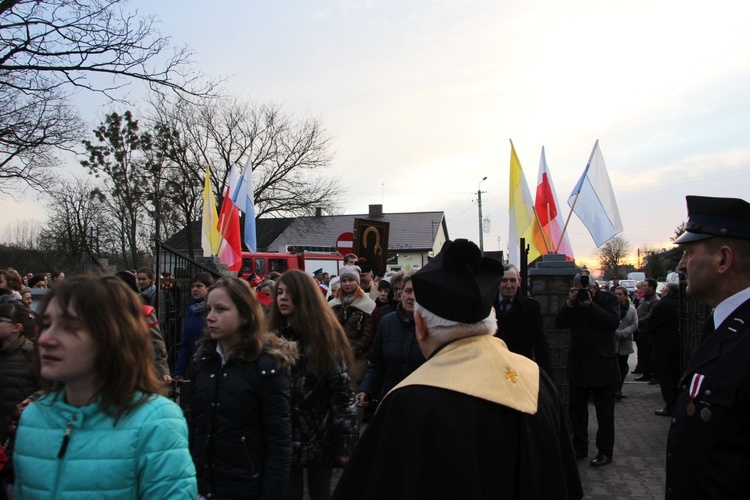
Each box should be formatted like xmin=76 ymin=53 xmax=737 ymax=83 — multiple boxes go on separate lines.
xmin=335 ymin=232 xmax=354 ymax=256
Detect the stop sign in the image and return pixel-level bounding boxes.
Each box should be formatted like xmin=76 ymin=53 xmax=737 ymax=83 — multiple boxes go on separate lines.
xmin=335 ymin=232 xmax=354 ymax=256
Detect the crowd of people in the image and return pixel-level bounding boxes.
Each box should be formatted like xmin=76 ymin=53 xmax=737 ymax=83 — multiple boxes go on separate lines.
xmin=0 ymin=193 xmax=748 ymax=498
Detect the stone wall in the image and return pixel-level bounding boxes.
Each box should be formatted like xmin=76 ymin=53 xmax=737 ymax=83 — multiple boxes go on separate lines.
xmin=528 ymin=254 xmax=580 ymax=405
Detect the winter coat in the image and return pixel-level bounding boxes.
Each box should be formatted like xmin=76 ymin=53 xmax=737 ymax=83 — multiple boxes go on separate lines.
xmin=555 ymin=289 xmax=621 ymax=387
xmin=358 ymin=308 xmax=425 ymax=401
xmin=189 ymin=337 xmax=296 ymax=500
xmin=636 ymin=293 xmax=660 ymax=334
xmin=175 ymin=299 xmax=207 ymax=377
xmin=494 ymin=294 xmax=553 ymax=375
xmin=0 ymin=335 xmax=37 ymax=448
xmin=13 ymin=391 xmax=196 ymax=499
xmin=276 ymin=325 xmax=358 ymax=467
xmin=615 ymin=304 xmax=638 ymax=356
xmin=648 ymin=293 xmax=680 ymax=368
xmin=143 ymin=306 xmax=170 ymax=378
xmin=329 ymin=295 xmax=377 ymax=359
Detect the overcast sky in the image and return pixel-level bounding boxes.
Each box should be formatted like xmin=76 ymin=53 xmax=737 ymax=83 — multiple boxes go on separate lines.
xmin=3 ymin=0 xmax=750 ymax=269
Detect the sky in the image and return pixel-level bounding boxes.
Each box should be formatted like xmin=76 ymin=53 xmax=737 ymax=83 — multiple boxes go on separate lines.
xmin=3 ymin=0 xmax=750 ymax=270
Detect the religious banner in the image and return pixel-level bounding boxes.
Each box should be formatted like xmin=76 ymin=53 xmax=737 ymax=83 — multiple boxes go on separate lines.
xmin=352 ymin=218 xmax=389 ymax=276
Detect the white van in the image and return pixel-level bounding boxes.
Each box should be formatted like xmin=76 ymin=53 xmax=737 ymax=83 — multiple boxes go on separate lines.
xmin=627 ymin=272 xmax=646 ymax=281
xmin=666 ymin=272 xmax=681 ymax=283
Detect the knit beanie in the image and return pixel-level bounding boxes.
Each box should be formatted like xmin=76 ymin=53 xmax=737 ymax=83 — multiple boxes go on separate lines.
xmin=339 ymin=265 xmax=361 ymax=284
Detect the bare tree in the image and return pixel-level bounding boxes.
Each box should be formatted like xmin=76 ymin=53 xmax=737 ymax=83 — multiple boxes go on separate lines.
xmin=148 ymin=95 xmax=340 ymax=252
xmin=0 ymin=0 xmax=211 ymax=191
xmin=38 ymin=177 xmax=113 ymax=268
xmin=597 ymin=234 xmax=631 ymax=279
xmin=0 ymin=218 xmax=44 ymax=249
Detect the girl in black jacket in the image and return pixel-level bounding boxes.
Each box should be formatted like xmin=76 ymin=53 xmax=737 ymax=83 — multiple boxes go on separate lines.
xmin=268 ymin=270 xmax=358 ymax=500
xmin=190 ymin=277 xmax=297 ymax=500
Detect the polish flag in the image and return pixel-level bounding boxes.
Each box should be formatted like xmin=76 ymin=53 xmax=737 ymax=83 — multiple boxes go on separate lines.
xmin=217 ymin=164 xmax=243 ymax=272
xmin=535 ymin=146 xmax=574 ymax=260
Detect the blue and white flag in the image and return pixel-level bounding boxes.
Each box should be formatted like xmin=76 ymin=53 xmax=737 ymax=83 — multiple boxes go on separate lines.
xmin=231 ymin=154 xmax=257 ymax=253
xmin=568 ymin=141 xmax=623 ymax=247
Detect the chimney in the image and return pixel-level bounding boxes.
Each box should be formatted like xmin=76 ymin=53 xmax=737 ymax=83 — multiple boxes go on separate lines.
xmin=369 ymin=204 xmax=383 ymax=218
xmin=315 ymin=207 xmax=323 ymax=217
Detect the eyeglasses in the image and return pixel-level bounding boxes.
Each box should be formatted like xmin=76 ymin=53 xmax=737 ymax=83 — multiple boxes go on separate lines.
xmin=393 ymin=287 xmax=403 ymax=292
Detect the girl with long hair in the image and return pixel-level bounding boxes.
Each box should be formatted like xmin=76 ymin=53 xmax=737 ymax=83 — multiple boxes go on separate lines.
xmin=12 ymin=274 xmax=196 ymax=498
xmin=268 ymin=270 xmax=357 ymax=500
xmin=190 ymin=277 xmax=297 ymax=499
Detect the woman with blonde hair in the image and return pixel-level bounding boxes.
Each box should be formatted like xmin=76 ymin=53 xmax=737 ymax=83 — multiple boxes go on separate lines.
xmin=190 ymin=277 xmax=297 ymax=499
xmin=614 ymin=285 xmax=638 ymax=401
xmin=13 ymin=274 xmax=196 ymax=498
xmin=269 ymin=270 xmax=357 ymax=500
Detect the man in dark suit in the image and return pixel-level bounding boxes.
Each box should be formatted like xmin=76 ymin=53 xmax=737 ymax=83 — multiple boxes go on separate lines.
xmin=649 ymin=282 xmax=680 ymax=416
xmin=555 ymin=271 xmax=620 ymax=467
xmin=495 ymin=264 xmax=553 ymax=375
xmin=666 ymin=195 xmax=750 ymax=498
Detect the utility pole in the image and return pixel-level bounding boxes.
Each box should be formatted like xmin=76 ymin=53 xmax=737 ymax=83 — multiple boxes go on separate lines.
xmin=478 ymin=176 xmax=487 ymax=251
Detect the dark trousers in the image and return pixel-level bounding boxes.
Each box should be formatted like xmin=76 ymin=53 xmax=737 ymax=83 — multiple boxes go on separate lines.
xmin=653 ymin=362 xmax=679 ymax=411
xmin=636 ymin=333 xmax=652 ymax=376
xmin=569 ymin=384 xmax=616 ymax=457
xmin=617 ymin=355 xmax=630 ymax=391
xmin=287 ymin=464 xmax=333 ymax=500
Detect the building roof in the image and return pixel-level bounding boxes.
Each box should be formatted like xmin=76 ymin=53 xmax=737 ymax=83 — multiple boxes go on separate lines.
xmin=163 ymin=209 xmax=448 ymax=254
xmin=163 ymin=218 xmax=295 ymax=252
xmin=267 ymin=211 xmax=448 ymax=252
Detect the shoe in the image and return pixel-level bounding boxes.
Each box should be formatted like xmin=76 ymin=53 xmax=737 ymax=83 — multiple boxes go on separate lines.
xmin=631 ymin=368 xmax=642 ymax=374
xmin=590 ymin=454 xmax=612 ymax=467
xmin=649 ymin=379 xmax=659 ymax=385
xmin=654 ymin=408 xmax=672 ymax=417
xmin=634 ymin=375 xmax=652 ymax=382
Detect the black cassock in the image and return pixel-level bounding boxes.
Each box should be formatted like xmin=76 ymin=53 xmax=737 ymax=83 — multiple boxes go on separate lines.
xmin=333 ymin=340 xmax=582 ymax=500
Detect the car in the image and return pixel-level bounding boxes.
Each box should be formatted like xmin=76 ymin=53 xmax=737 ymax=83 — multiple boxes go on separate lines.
xmin=619 ymin=279 xmax=638 ymax=297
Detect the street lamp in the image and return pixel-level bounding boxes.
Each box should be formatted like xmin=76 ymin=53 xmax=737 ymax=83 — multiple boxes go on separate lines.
xmin=478 ymin=176 xmax=487 ymax=251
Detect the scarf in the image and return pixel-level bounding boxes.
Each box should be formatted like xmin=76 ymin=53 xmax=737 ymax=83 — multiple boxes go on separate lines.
xmin=190 ymin=300 xmax=206 ymax=315
xmin=139 ymin=283 xmax=156 ymax=303
xmin=619 ymin=301 xmax=629 ymax=319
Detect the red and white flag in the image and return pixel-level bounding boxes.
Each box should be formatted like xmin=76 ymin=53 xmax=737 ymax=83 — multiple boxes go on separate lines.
xmin=535 ymin=146 xmax=574 ymax=260
xmin=217 ymin=164 xmax=243 ymax=272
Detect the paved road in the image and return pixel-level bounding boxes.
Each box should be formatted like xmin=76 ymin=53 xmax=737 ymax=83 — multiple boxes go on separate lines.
xmin=578 ymin=378 xmax=670 ymax=499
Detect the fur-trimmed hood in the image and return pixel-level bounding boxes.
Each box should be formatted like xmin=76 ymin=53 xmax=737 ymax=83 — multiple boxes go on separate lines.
xmin=265 ymin=334 xmax=298 ymax=371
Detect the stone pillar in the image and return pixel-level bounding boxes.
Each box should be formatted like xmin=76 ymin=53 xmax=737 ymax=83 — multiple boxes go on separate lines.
xmin=529 ymin=254 xmax=580 ymax=406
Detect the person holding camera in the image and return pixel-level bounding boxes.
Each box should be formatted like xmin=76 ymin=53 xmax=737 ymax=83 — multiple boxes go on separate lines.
xmin=555 ymin=271 xmax=620 ymax=467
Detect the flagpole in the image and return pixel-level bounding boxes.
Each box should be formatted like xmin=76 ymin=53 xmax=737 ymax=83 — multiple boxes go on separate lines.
xmin=532 ymin=206 xmax=551 ymax=254
xmin=546 ymin=204 xmax=555 ymax=253
xmin=556 ymin=140 xmax=598 ymax=252
xmin=557 ymin=191 xmax=580 ymax=252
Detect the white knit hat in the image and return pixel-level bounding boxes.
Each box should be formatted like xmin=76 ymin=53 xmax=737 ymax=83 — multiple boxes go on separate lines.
xmin=339 ymin=265 xmax=361 ymax=284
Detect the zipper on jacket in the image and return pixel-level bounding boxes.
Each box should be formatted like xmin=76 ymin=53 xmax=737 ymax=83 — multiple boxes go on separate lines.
xmin=57 ymin=421 xmax=73 ymax=458
xmin=240 ymin=436 xmax=260 ymax=479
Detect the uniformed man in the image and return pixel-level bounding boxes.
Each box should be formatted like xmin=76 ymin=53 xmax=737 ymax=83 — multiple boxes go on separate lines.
xmin=666 ymin=195 xmax=750 ymax=498
xmin=333 ymin=239 xmax=582 ymax=499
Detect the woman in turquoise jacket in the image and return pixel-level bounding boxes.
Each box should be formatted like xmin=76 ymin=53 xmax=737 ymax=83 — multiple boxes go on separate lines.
xmin=12 ymin=275 xmax=197 ymax=499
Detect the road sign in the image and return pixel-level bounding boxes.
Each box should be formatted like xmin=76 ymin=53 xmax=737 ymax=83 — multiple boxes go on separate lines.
xmin=335 ymin=232 xmax=354 ymax=256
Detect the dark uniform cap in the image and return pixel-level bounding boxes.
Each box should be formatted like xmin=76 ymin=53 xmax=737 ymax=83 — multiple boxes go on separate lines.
xmin=312 ymin=268 xmax=323 ymax=276
xmin=675 ymin=195 xmax=750 ymax=244
xmin=412 ymin=239 xmax=503 ymax=324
